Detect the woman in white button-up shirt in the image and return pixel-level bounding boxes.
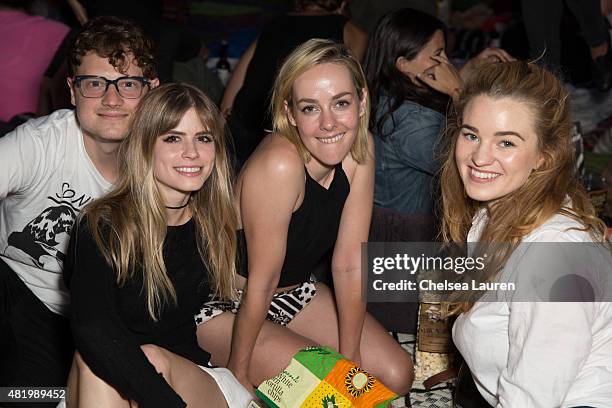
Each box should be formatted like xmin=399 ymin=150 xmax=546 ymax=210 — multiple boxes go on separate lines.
xmin=438 ymin=61 xmax=611 ymax=408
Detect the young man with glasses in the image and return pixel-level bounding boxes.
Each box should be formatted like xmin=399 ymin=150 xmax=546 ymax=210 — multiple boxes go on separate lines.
xmin=0 ymin=16 xmax=158 ymax=398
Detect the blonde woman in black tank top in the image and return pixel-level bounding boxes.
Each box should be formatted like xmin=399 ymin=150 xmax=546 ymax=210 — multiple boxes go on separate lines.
xmin=220 ymin=0 xmax=368 ymax=166
xmin=196 ymin=39 xmax=414 ymax=396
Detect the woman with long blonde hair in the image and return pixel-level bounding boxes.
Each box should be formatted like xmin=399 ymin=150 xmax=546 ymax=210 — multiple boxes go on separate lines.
xmin=64 ymin=83 xmax=251 ymax=407
xmin=196 ymin=39 xmax=413 ymax=395
xmin=441 ymin=61 xmax=612 ymax=407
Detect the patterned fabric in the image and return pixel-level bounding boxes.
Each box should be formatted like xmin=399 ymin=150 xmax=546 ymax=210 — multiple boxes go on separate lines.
xmin=195 ymin=277 xmax=317 ymax=326
xmin=410 ymin=391 xmax=453 ymax=407
xmin=257 ymin=346 xmax=397 ymax=407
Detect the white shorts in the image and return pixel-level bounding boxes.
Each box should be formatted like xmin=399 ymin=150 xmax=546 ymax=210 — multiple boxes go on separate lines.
xmin=199 ymin=366 xmax=254 ymax=408
xmin=56 ymin=367 xmax=253 ymax=408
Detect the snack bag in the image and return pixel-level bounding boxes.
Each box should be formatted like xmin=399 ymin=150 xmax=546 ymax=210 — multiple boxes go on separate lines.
xmin=256 ymin=346 xmax=397 ymax=407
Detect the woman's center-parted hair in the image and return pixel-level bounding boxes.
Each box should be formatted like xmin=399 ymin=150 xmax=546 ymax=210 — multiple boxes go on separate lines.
xmin=122 ymin=84 xmax=224 ymax=186
xmin=85 ymin=83 xmax=237 ymax=321
xmin=270 ymin=38 xmax=370 ymax=164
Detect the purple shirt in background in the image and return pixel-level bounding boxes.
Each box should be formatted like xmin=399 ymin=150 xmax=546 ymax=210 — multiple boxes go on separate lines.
xmin=0 ymin=10 xmax=69 ymax=122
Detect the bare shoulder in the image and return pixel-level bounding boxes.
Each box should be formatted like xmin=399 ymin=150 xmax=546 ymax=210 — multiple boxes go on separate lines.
xmin=237 ymin=133 xmax=305 ymax=196
xmin=342 ymin=132 xmax=375 ymax=185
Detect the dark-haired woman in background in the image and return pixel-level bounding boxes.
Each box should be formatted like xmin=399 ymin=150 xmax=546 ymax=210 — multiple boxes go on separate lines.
xmin=363 ymin=8 xmax=513 ymax=218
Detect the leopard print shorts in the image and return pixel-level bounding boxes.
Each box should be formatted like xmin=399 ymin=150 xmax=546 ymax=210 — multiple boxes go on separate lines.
xmin=195 ymin=277 xmax=317 ymax=327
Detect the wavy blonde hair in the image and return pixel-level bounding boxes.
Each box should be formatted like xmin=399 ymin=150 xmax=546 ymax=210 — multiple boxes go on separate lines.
xmin=440 ymin=62 xmax=606 ymax=311
xmin=270 ymin=38 xmax=370 ymax=163
xmin=84 ymin=83 xmax=237 ymax=320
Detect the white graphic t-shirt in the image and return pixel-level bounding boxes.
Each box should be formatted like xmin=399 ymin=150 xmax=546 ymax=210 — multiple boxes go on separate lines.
xmin=0 ymin=109 xmax=112 ymax=315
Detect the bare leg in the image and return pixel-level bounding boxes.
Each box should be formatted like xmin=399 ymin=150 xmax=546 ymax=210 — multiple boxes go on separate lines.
xmin=66 ymin=356 xmax=77 ymax=407
xmin=197 ymin=312 xmax=316 ymax=386
xmin=140 ymin=344 xmax=227 ymax=408
xmin=69 ymin=347 xmax=227 ymax=408
xmin=287 ymin=283 xmax=414 ymax=395
xmin=197 ymin=284 xmax=413 ymax=395
xmin=69 ymin=352 xmax=129 ymax=408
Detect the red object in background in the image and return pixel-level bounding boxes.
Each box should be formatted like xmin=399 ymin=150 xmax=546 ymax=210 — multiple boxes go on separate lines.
xmin=480 ymin=13 xmax=512 ymax=33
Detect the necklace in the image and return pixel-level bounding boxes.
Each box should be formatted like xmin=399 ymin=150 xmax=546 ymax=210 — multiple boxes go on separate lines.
xmin=165 ymin=199 xmax=190 ymax=210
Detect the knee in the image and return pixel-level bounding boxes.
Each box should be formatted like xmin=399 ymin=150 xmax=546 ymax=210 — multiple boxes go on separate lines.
xmin=140 ymin=344 xmax=170 ymax=376
xmin=380 ymin=351 xmax=414 ymax=396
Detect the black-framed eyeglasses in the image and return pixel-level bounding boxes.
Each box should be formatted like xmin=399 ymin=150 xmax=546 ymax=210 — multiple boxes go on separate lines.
xmin=73 ymin=75 xmax=150 ymax=99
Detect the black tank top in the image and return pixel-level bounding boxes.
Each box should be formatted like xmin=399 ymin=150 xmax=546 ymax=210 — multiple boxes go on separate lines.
xmin=232 ymin=14 xmax=347 ymax=133
xmin=238 ymin=163 xmax=350 ymax=287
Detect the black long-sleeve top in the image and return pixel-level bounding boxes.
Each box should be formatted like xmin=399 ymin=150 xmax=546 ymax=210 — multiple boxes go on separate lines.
xmin=63 ymin=218 xmax=211 ymax=407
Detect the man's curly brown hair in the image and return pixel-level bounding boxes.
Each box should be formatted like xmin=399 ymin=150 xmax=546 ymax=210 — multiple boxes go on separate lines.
xmin=68 ymin=16 xmax=157 ymax=79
